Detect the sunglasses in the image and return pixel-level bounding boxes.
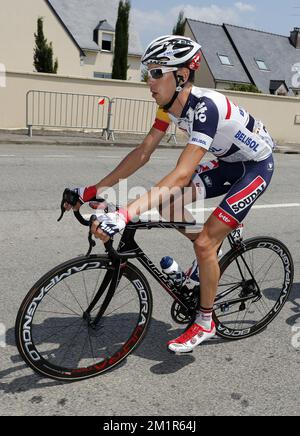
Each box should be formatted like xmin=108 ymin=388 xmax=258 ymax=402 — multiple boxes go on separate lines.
xmin=148 ymin=67 xmax=178 ymax=80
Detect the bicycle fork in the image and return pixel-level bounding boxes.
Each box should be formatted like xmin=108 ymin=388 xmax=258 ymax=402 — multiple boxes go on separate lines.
xmin=83 ymin=260 xmax=122 ymax=329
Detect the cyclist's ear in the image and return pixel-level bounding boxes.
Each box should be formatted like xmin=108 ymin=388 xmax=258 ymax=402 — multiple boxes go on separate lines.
xmin=177 ymin=68 xmax=189 ymax=85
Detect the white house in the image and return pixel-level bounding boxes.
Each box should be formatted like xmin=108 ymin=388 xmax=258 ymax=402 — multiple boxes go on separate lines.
xmin=0 ymin=0 xmax=143 ymax=81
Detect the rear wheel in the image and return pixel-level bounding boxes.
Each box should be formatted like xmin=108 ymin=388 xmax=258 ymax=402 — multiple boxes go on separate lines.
xmin=15 ymin=255 xmax=152 ymax=381
xmin=213 ymin=237 xmax=293 ymax=339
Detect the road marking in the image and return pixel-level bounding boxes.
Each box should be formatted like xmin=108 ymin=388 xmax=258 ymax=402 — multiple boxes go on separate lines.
xmin=82 ymin=203 xmax=300 ymax=222
xmin=44 ymin=155 xmax=71 ymax=158
xmin=97 ymin=155 xmax=125 ymax=158
xmin=190 ymin=203 xmax=300 ymax=213
xmin=0 ymin=155 xmax=16 ymax=157
xmin=97 ymin=155 xmax=169 ymax=160
xmin=250 ymin=203 xmax=300 ymax=209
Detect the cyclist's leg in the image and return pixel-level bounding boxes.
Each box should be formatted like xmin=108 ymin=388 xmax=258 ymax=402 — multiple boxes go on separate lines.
xmin=182 ymin=159 xmax=235 ymax=241
xmin=195 ymin=155 xmax=275 ymax=309
xmin=168 ymin=156 xmax=275 ymax=352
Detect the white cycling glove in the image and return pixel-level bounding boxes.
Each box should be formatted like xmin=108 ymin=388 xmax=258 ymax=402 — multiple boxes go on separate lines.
xmin=98 ymin=209 xmax=130 ymax=237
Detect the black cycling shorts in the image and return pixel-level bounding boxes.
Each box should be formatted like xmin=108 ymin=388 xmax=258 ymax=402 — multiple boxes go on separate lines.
xmin=191 ymin=155 xmax=274 ymax=229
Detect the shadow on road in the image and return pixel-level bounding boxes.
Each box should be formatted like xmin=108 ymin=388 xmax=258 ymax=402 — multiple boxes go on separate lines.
xmin=286 ymin=281 xmax=300 ymax=326
xmin=2 ymin=282 xmax=298 ymax=393
xmin=0 ymin=317 xmax=208 ymax=393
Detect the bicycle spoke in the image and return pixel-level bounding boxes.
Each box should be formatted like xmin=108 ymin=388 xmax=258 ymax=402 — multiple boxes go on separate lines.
xmin=86 ymin=328 xmax=97 ymax=365
xmin=90 ymin=282 xmax=131 ymax=315
xmin=90 ymin=270 xmax=105 ymax=305
xmin=256 ymin=255 xmax=280 ymax=288
xmin=215 ymin=238 xmax=293 ymax=338
xmin=34 ymin=317 xmax=82 ymax=346
xmin=17 ymin=257 xmax=152 ymax=380
xmin=62 ymin=279 xmax=85 ymax=313
xmin=57 ymin=319 xmax=86 ymax=367
xmin=77 ymin=329 xmax=89 ymax=367
xmin=102 ymin=297 xmax=137 ymax=318
xmin=82 ymin=271 xmax=90 ymax=308
xmin=37 ymin=309 xmax=80 ymax=317
xmin=44 ymin=292 xmax=82 ymax=317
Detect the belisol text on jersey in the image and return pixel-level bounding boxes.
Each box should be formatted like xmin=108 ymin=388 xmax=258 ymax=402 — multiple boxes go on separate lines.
xmin=234 ymin=130 xmax=260 ymax=152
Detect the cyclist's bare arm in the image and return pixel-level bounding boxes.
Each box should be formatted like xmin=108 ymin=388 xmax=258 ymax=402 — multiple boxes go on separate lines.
xmin=64 ymin=127 xmax=165 ymax=210
xmin=96 ymin=127 xmax=166 ymax=193
xmin=127 ymin=143 xmax=207 ymax=218
xmin=90 ymin=143 xmax=207 ymax=243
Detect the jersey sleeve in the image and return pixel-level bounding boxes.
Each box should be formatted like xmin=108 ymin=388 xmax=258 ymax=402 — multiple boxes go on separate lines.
xmin=153 ymin=107 xmax=171 ymax=132
xmin=189 ymin=97 xmax=219 ymax=149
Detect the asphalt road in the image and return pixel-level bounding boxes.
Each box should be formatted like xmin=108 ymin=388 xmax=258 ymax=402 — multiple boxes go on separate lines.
xmin=0 ymin=143 xmax=299 ymax=416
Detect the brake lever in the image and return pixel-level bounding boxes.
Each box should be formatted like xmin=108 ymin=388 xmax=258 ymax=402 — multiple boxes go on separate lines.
xmin=87 ymin=232 xmax=96 ymax=256
xmin=86 ymin=215 xmax=98 ymax=256
xmin=57 ymin=192 xmax=67 ymax=222
xmin=57 ymin=188 xmax=80 ymax=222
xmin=87 ymin=215 xmax=116 ymax=257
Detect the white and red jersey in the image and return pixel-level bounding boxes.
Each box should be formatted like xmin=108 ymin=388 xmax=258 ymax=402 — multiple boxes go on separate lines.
xmin=153 ymin=86 xmax=274 ymax=163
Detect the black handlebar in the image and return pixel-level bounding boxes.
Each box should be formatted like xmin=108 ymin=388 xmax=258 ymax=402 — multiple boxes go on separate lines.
xmin=58 ymin=189 xmax=118 ymax=257
xmin=57 ymin=188 xmax=198 ymax=260
xmin=58 ymin=188 xmax=107 ymax=223
xmin=89 ymin=214 xmax=115 ymax=256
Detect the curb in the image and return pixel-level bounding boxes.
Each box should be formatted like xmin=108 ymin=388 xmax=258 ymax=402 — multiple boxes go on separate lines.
xmin=0 ymin=138 xmax=299 ymax=153
xmin=0 ymin=139 xmax=186 ymax=149
xmin=274 ymin=147 xmax=300 ymax=155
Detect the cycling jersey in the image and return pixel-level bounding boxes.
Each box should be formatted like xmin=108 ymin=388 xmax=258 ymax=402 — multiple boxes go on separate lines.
xmin=153 ymin=87 xmax=275 ymax=163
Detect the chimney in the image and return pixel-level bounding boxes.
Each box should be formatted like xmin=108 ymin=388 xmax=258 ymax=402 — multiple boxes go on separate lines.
xmin=290 ymin=27 xmax=300 ymax=48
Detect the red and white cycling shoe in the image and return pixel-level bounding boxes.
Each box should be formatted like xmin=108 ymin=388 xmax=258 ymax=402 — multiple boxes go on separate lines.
xmin=168 ymin=321 xmax=216 ymax=354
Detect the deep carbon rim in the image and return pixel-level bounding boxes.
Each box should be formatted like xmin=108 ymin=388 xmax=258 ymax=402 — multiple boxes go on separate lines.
xmin=213 ymin=237 xmax=294 ymax=340
xmin=15 ymin=256 xmax=152 ymax=381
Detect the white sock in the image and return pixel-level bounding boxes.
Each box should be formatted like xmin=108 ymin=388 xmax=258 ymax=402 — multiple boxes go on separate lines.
xmin=195 ymin=307 xmax=213 ymax=331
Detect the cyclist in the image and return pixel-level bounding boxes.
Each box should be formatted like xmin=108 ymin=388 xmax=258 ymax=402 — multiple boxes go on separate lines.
xmin=64 ymin=35 xmax=275 ymax=354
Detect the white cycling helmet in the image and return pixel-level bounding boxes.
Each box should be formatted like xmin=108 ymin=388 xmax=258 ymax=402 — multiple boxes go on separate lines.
xmin=142 ymin=35 xmax=201 ymax=68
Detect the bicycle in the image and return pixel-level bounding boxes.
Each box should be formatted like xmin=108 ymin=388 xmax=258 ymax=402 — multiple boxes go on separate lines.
xmin=15 ymin=190 xmax=294 ymax=381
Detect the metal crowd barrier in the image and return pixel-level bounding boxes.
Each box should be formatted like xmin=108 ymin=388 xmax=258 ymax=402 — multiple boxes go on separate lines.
xmin=105 ymin=97 xmax=177 ymax=143
xmin=26 ymin=90 xmax=110 ymax=137
xmin=26 ymin=91 xmax=178 ymax=143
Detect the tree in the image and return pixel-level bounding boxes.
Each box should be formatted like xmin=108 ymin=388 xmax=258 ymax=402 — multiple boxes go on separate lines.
xmin=229 ymin=83 xmax=261 ymax=94
xmin=34 ymin=17 xmax=58 ymax=74
xmin=112 ymin=1 xmax=131 ymax=80
xmin=173 ymin=10 xmax=186 ymax=35
xmin=141 ymin=67 xmax=148 ymax=83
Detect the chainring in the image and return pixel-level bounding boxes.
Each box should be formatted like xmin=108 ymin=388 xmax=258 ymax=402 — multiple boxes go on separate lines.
xmin=170 ymin=286 xmax=199 ymax=324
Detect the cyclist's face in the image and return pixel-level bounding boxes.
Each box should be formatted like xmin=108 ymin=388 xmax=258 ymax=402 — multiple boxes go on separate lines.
xmin=147 ymin=64 xmax=178 ymax=106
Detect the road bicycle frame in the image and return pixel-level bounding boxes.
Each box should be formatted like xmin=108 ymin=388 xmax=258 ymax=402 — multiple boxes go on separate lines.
xmin=80 ymin=216 xmax=249 ymax=328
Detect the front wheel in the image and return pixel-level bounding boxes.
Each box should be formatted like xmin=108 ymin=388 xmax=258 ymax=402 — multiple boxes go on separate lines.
xmin=213 ymin=237 xmax=294 ymax=340
xmin=15 ymin=255 xmax=152 ymax=381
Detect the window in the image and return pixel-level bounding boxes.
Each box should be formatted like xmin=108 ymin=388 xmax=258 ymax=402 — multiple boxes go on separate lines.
xmin=255 ymin=59 xmax=269 ymax=71
xmin=94 ymin=72 xmax=112 ymax=79
xmin=218 ymin=54 xmax=232 ymax=66
xmin=102 ymin=33 xmax=113 ymax=52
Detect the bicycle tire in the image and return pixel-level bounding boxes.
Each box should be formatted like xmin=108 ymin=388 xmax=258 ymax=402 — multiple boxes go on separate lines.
xmin=15 ymin=255 xmax=153 ymax=381
xmin=213 ymin=237 xmax=294 ymax=340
